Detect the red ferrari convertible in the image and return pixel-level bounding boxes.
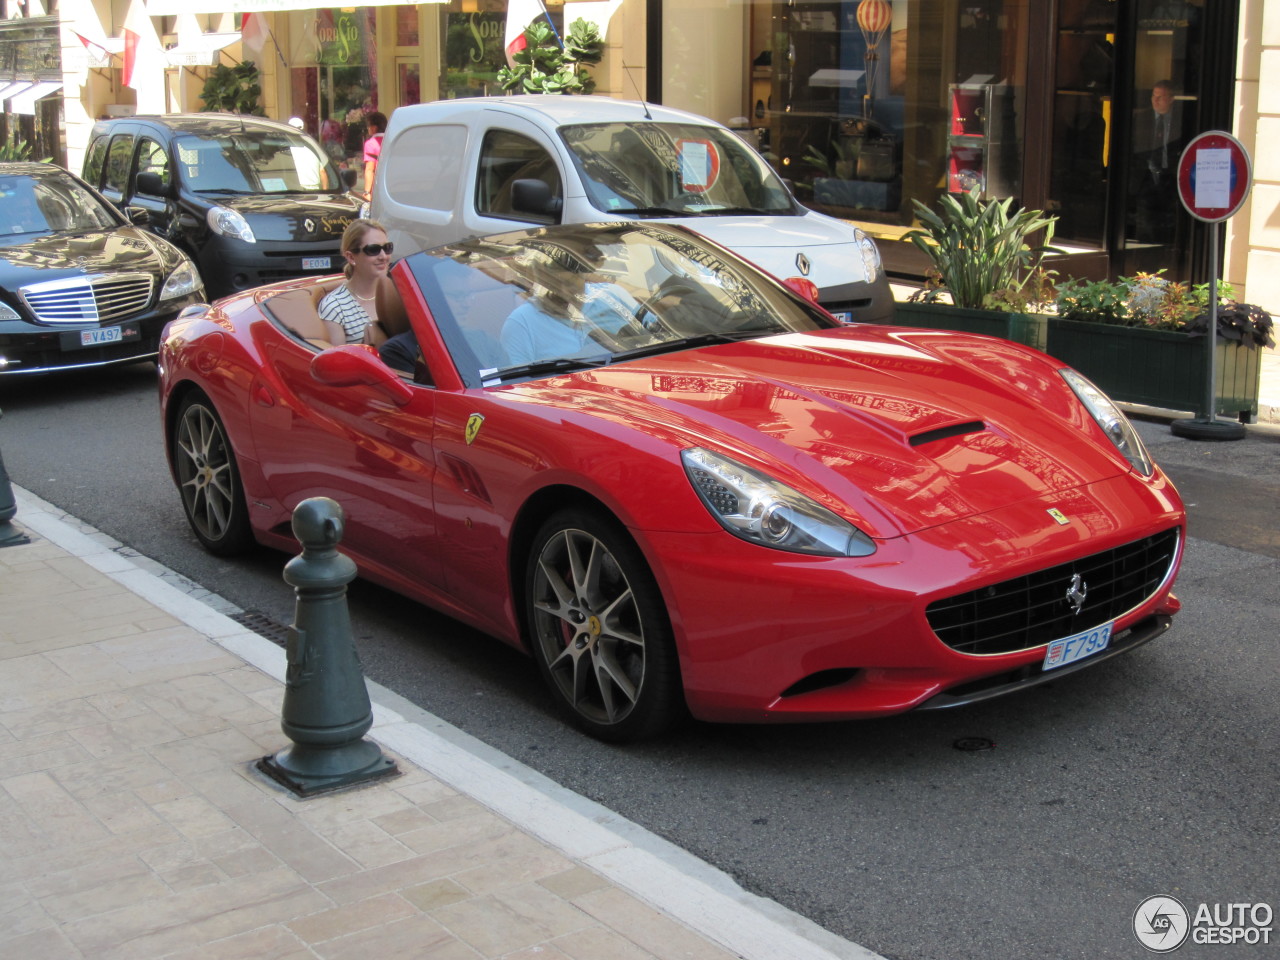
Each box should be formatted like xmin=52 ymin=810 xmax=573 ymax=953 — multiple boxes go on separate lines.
xmin=159 ymin=222 xmax=1185 ymax=741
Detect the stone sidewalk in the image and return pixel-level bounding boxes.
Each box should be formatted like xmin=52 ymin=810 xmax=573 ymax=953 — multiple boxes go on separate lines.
xmin=0 ymin=490 xmax=879 ymax=960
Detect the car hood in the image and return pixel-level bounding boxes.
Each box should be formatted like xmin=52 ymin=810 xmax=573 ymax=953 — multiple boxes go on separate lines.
xmin=661 ymin=212 xmax=871 ymax=286
xmin=196 ymin=193 xmax=359 ymax=241
xmin=0 ymin=225 xmax=175 ymax=287
xmin=509 ymin=326 xmax=1131 ymax=539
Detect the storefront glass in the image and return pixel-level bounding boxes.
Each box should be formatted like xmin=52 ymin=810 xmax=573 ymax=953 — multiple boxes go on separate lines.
xmin=287 ymin=7 xmax=378 ymax=167
xmin=745 ymin=0 xmax=1029 ymax=228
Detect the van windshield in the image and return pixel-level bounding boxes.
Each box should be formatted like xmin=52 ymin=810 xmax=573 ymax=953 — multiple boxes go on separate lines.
xmin=558 ymin=122 xmax=797 ymax=218
xmin=174 ymin=130 xmax=342 ymax=195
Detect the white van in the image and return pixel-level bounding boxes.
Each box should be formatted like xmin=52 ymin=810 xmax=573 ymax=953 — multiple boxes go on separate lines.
xmin=370 ymin=95 xmax=893 ymax=323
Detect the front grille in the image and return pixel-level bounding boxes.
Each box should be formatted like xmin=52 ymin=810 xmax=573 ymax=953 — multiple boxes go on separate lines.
xmin=21 ymin=274 xmax=154 ymax=324
xmin=926 ymin=528 xmax=1180 ymax=656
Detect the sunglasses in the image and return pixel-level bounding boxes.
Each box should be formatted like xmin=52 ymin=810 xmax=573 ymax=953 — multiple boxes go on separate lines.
xmin=358 ymin=242 xmax=394 ymax=256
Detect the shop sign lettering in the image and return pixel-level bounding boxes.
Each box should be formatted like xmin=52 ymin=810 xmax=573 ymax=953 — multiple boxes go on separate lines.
xmin=316 ymin=13 xmax=364 ymax=65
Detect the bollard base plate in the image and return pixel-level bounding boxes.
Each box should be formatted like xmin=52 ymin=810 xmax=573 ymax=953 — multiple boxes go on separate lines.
xmin=257 ymin=740 xmax=399 ymax=799
xmin=1170 ymin=417 xmax=1247 ymax=441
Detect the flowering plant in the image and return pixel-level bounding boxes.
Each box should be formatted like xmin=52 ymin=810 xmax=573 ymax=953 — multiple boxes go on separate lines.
xmin=1054 ymin=271 xmax=1275 ymax=348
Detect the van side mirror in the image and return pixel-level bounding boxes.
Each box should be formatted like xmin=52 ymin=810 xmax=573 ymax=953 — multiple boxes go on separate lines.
xmin=135 ymin=171 xmax=170 ymax=198
xmin=511 ymin=179 xmax=562 ymax=217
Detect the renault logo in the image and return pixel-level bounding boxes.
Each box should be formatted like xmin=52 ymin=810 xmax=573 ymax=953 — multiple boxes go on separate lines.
xmin=1065 ymin=574 xmax=1088 ymax=615
xmin=303 ymin=217 xmax=316 ymax=234
xmin=796 ymin=252 xmax=811 ymax=276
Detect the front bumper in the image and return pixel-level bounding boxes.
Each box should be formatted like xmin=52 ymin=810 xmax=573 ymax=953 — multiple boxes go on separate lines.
xmin=0 ymin=292 xmax=205 ymax=375
xmin=197 ymin=235 xmax=344 ymax=299
xmin=819 ymin=272 xmax=896 ymax=324
xmin=634 ymin=472 xmax=1183 ymax=723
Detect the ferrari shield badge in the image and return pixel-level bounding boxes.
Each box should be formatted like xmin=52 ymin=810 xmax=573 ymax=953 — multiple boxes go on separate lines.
xmin=1047 ymin=507 xmax=1070 ymax=525
xmin=465 ymin=413 xmax=485 ymax=445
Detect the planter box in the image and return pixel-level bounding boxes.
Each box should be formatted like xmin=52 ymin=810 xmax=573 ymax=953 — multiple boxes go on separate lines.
xmin=1044 ymin=317 xmax=1261 ymax=421
xmin=889 ymin=301 xmax=1048 ymax=351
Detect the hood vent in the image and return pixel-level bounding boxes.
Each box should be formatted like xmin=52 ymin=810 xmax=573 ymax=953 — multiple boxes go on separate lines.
xmin=909 ymin=420 xmax=986 ymax=447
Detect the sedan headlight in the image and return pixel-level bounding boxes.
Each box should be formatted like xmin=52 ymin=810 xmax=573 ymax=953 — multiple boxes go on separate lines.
xmin=160 ymin=259 xmax=203 ymax=301
xmin=681 ymin=447 xmax=876 ymax=557
xmin=206 ymin=205 xmax=256 ymax=243
xmin=857 ymin=230 xmax=881 ymax=284
xmin=1061 ymin=369 xmax=1153 ymax=476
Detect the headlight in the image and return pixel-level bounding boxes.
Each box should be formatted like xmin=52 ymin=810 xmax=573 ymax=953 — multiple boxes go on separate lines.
xmin=0 ymin=300 xmax=20 ymax=320
xmin=206 ymin=205 xmax=256 ymax=243
xmin=857 ymin=231 xmax=881 ymax=284
xmin=160 ymin=259 xmax=203 ymax=301
xmin=681 ymin=447 xmax=876 ymax=557
xmin=1061 ymin=369 xmax=1153 ymax=476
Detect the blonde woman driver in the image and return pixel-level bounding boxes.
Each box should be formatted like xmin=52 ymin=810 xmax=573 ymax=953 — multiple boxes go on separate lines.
xmin=318 ymin=219 xmax=393 ymax=345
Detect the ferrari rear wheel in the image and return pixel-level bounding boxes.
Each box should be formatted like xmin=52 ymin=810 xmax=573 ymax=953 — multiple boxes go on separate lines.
xmin=526 ymin=508 xmax=684 ymax=742
xmin=173 ymin=393 xmax=254 ymax=556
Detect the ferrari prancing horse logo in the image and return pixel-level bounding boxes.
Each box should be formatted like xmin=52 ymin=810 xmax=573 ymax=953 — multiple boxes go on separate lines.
xmin=1047 ymin=508 xmax=1070 ymax=525
xmin=465 ymin=413 xmax=484 ymax=445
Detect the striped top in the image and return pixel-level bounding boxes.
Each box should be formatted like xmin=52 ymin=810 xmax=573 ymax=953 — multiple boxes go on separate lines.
xmin=317 ymin=284 xmax=372 ymax=343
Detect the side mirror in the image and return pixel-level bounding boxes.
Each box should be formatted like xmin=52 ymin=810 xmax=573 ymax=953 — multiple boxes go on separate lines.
xmin=135 ymin=171 xmax=170 ymax=198
xmin=311 ymin=343 xmax=414 ymax=406
xmin=511 ymin=178 xmax=562 ymax=217
xmin=124 ymin=206 xmax=151 ymax=226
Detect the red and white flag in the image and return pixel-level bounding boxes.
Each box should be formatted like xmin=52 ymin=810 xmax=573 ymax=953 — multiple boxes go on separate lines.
xmin=121 ymin=0 xmax=160 ymax=90
xmin=240 ymin=12 xmax=267 ymax=56
xmin=75 ymin=31 xmax=110 ymax=65
xmin=504 ymin=0 xmax=550 ymax=67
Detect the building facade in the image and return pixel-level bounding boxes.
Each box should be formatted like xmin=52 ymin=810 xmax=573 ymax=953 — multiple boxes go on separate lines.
xmin=3 ymin=0 xmax=1276 ymax=308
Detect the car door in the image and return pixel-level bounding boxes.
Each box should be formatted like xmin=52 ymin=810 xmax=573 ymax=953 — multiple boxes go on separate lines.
xmin=247 ymin=320 xmax=446 ymax=593
xmin=462 ymin=118 xmax=566 ymax=239
xmin=125 ymin=136 xmax=180 ymax=244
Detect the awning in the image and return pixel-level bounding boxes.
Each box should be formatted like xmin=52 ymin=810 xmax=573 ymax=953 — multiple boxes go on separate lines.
xmin=9 ymin=80 xmax=62 ymax=115
xmin=146 ymin=0 xmax=429 ymax=15
xmin=166 ymin=33 xmax=239 ymax=66
xmin=0 ymin=80 xmax=33 ymax=100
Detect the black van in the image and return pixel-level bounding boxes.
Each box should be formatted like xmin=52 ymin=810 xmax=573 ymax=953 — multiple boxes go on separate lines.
xmin=83 ymin=114 xmax=361 ymax=299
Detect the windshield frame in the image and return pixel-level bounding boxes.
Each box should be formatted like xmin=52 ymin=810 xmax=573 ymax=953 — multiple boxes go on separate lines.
xmin=407 ymin=222 xmax=835 ymax=388
xmin=556 ymin=121 xmax=800 ymax=219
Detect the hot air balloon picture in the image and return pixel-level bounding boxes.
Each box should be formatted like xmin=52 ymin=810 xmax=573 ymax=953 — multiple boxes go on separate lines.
xmin=856 ymin=0 xmax=891 ymax=118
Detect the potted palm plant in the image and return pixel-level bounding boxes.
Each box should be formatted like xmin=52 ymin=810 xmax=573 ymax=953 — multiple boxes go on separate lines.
xmin=895 ymin=186 xmax=1059 ymax=350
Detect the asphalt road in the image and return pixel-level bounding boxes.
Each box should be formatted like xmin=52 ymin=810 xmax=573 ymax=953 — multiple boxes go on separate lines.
xmin=1 ymin=361 xmax=1276 ymax=960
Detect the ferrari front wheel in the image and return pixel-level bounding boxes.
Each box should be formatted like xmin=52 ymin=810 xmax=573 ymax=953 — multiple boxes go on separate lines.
xmin=525 ymin=508 xmax=684 ymax=742
xmin=173 ymin=392 xmax=254 ymax=556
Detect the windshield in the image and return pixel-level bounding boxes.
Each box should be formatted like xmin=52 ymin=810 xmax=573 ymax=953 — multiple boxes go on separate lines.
xmin=559 ymin=122 xmax=796 ymax=218
xmin=0 ymin=172 xmax=119 ymax=239
xmin=174 ymin=130 xmax=342 ymax=195
xmin=409 ymin=222 xmax=832 ymax=388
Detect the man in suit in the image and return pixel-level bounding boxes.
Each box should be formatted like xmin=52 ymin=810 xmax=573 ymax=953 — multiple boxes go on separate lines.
xmin=1131 ymin=79 xmax=1184 ymax=242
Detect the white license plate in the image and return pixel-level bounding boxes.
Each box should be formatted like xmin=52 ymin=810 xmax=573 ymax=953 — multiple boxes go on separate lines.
xmin=1043 ymin=622 xmax=1113 ymax=670
xmin=302 ymin=256 xmax=331 ymax=270
xmin=80 ymin=327 xmax=123 ymax=346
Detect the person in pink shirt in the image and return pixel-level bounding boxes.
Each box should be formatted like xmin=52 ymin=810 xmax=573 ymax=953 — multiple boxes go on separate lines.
xmin=362 ymin=111 xmax=388 ymax=201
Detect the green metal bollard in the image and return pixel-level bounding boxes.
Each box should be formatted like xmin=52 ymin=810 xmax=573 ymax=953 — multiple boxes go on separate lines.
xmin=0 ymin=410 xmax=31 ymax=548
xmin=258 ymin=497 xmax=396 ymax=797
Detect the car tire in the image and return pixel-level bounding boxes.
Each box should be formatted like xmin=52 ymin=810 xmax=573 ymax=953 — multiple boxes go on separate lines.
xmin=525 ymin=507 xmax=685 ymax=742
xmin=172 ymin=392 xmax=254 ymax=556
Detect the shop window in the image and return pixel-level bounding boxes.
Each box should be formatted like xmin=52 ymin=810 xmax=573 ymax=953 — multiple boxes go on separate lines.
xmin=475 ymin=130 xmax=561 ymax=222
xmin=749 ymin=0 xmax=1027 ymax=226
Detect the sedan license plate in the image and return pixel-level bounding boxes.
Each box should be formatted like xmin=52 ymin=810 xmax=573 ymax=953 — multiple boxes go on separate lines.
xmin=81 ymin=327 xmax=122 ymax=346
xmin=1043 ymin=622 xmax=1112 ymax=670
xmin=302 ymin=256 xmax=331 ymax=271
